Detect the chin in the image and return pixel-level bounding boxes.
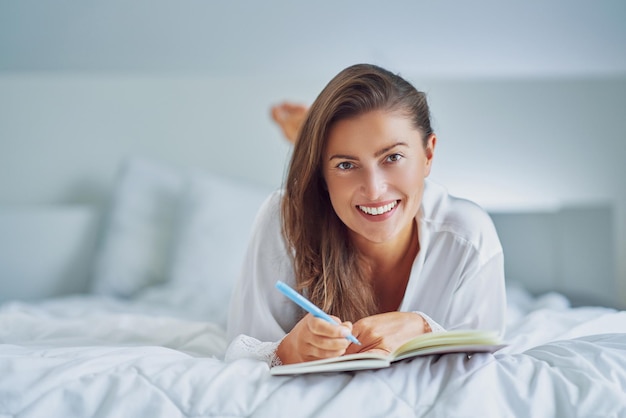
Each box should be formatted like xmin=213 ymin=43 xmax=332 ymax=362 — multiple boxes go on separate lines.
xmin=351 ymin=226 xmax=400 ymax=245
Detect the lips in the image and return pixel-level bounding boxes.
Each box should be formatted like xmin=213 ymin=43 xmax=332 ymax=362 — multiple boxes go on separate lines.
xmin=357 ymin=200 xmax=398 ymax=216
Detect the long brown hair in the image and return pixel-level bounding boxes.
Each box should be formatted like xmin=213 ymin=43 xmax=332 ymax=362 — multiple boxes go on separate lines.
xmin=281 ymin=64 xmax=434 ymax=323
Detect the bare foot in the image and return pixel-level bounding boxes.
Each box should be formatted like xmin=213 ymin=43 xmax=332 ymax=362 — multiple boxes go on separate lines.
xmin=270 ymin=102 xmax=309 ymax=144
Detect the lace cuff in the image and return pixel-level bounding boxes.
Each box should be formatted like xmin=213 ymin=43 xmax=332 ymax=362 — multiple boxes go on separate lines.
xmin=413 ymin=311 xmax=446 ymax=333
xmin=225 ymin=334 xmax=284 ymax=367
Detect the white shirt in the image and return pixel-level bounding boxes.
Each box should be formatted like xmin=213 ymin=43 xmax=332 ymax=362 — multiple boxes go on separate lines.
xmin=226 ymin=180 xmax=506 ymax=364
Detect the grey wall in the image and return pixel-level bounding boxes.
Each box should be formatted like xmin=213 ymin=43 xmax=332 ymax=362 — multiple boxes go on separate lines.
xmin=2 ymin=1 xmax=625 ymax=78
xmin=1 ymin=1 xmax=625 ymax=305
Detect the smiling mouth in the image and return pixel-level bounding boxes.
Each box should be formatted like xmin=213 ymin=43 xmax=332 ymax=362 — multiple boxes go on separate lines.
xmin=357 ymin=200 xmax=398 ymax=216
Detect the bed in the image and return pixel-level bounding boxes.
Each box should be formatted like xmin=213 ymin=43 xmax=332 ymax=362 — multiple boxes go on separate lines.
xmin=1 ymin=158 xmax=625 ymax=418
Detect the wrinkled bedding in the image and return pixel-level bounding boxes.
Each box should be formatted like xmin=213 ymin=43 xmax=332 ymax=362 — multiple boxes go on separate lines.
xmin=1 ymin=286 xmax=625 ymax=418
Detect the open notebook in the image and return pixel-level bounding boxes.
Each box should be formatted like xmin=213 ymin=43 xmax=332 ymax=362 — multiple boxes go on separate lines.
xmin=271 ymin=329 xmax=504 ymax=375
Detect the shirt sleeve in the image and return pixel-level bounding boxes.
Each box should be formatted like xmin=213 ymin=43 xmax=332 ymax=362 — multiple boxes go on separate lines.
xmin=226 ymin=191 xmax=300 ymax=364
xmin=443 ymin=251 xmax=507 ymax=337
xmin=410 ymin=183 xmax=507 ymax=337
xmin=414 ymin=311 xmax=446 ymax=333
xmin=224 ymin=335 xmax=285 ymax=367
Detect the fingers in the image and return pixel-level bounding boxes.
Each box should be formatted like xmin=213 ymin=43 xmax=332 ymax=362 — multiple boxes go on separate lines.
xmin=301 ymin=342 xmax=347 ymax=361
xmin=345 ymin=312 xmax=426 ymax=355
xmin=307 ymin=315 xmax=349 ymax=336
xmin=297 ymin=315 xmax=352 ymax=360
xmin=279 ymin=314 xmax=357 ymax=363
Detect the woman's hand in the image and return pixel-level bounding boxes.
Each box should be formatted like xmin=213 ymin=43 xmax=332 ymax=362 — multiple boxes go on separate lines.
xmin=345 ymin=312 xmax=428 ymax=356
xmin=276 ymin=314 xmax=354 ymax=364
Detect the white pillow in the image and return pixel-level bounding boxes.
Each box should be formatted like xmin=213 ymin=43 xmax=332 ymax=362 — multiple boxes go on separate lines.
xmin=166 ymin=170 xmax=272 ymax=326
xmin=91 ymin=157 xmax=184 ymax=297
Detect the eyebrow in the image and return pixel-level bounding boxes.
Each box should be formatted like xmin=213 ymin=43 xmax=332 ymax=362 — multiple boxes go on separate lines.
xmin=327 ymin=141 xmax=409 ymax=161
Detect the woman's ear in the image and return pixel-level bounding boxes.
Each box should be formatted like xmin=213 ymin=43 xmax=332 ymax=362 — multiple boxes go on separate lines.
xmin=426 ymin=134 xmax=436 ymax=160
xmin=423 ymin=134 xmax=436 ymax=176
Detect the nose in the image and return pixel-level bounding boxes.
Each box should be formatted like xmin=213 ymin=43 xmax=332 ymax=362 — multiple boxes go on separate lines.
xmin=361 ymin=168 xmax=387 ymax=200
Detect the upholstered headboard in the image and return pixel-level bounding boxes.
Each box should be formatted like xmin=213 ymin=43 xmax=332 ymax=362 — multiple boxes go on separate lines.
xmin=0 ymin=187 xmax=618 ymax=309
xmin=491 ymin=205 xmax=617 ymax=308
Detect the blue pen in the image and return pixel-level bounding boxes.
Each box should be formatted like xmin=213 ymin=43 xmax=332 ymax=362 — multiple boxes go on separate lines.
xmin=275 ymin=280 xmax=361 ymax=345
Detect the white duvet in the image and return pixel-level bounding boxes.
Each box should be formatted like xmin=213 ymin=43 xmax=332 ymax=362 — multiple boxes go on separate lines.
xmin=1 ymin=286 xmax=626 ymax=418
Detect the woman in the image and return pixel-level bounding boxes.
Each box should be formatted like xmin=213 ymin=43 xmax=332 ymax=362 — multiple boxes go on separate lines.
xmin=227 ymin=64 xmax=506 ymax=366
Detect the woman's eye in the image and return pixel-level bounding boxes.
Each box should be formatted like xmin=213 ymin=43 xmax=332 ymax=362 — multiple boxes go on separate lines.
xmin=386 ymin=153 xmax=403 ymax=163
xmin=337 ymin=162 xmax=354 ymax=170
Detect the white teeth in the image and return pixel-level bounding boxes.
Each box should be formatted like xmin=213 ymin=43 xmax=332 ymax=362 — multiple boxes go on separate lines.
xmin=358 ymin=201 xmax=397 ymax=216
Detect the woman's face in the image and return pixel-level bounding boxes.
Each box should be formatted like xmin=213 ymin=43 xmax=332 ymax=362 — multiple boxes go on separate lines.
xmin=322 ymin=109 xmax=435 ymax=248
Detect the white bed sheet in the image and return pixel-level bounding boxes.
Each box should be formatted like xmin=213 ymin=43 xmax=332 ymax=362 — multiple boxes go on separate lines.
xmin=1 ymin=286 xmax=625 ymax=418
